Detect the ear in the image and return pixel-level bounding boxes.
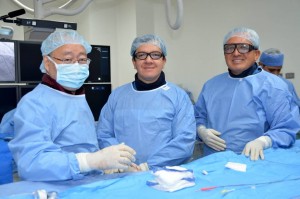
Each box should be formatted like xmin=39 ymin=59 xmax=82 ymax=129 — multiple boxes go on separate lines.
xmin=132 ymin=59 xmax=137 ymax=69
xmin=162 ymin=57 xmax=167 ymax=68
xmin=254 ymin=50 xmax=261 ymax=62
xmin=43 ymin=56 xmax=51 ymax=72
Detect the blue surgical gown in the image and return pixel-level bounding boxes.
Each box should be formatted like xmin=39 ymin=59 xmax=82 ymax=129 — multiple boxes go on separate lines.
xmin=8 ymin=84 xmax=99 ymax=181
xmin=279 ymin=76 xmax=300 ymax=107
xmin=0 ymin=109 xmax=15 ymax=138
xmin=195 ymin=70 xmax=300 ymax=156
xmin=97 ymin=82 xmax=196 ymax=169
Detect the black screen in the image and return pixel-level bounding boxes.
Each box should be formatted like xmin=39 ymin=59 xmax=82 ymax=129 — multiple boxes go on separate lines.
xmin=84 ymin=84 xmax=111 ymax=121
xmin=86 ymin=45 xmax=111 ymax=83
xmin=0 ymin=86 xmax=17 ymax=121
xmin=18 ymin=41 xmax=43 ymax=83
xmin=0 ymin=40 xmax=16 ymax=82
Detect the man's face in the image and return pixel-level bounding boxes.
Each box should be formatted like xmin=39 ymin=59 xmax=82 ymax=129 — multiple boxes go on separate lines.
xmin=224 ymin=37 xmax=260 ymax=75
xmin=44 ymin=44 xmax=87 ymax=80
xmin=43 ymin=44 xmax=87 ymax=90
xmin=261 ymin=65 xmax=282 ymax=76
xmin=132 ymin=44 xmax=166 ymax=84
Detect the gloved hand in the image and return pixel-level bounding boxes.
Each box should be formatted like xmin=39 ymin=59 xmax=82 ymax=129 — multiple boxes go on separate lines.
xmin=116 ymin=163 xmax=141 ymax=173
xmin=76 ymin=143 xmax=136 ymax=172
xmin=105 ymin=162 xmax=149 ymax=173
xmin=242 ymin=136 xmax=272 ymax=161
xmin=197 ymin=125 xmax=226 ymax=151
xmin=104 ymin=169 xmax=120 ymax=174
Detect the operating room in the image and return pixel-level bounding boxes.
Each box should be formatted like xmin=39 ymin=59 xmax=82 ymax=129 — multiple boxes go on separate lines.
xmin=1 ymin=0 xmax=300 ymax=98
xmin=1 ymin=0 xmax=300 ymax=198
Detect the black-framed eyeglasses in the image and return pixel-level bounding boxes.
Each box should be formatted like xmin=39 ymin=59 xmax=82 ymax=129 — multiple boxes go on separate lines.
xmin=134 ymin=51 xmax=164 ymax=60
xmin=49 ymin=56 xmax=91 ymax=65
xmin=224 ymin=43 xmax=258 ymax=54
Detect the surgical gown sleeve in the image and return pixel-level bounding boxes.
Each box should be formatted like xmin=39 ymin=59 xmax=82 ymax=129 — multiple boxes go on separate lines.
xmin=0 ymin=108 xmax=15 ymax=138
xmin=8 ymin=84 xmax=99 ymax=181
xmin=194 ymin=84 xmax=208 ymax=140
xmin=281 ymin=77 xmax=300 ymax=107
xmin=147 ymin=91 xmax=196 ymax=168
xmin=259 ymin=81 xmax=299 ymax=148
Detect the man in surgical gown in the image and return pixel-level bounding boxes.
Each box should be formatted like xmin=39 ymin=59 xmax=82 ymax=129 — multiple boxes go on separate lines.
xmin=97 ymin=34 xmax=196 ymax=171
xmin=8 ymin=30 xmax=136 ymax=181
xmin=194 ymin=27 xmax=300 ymax=161
xmin=259 ymin=48 xmax=300 ymax=107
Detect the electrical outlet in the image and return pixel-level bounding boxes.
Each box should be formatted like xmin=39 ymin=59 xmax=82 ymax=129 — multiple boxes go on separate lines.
xmin=285 ymin=73 xmax=295 ymax=79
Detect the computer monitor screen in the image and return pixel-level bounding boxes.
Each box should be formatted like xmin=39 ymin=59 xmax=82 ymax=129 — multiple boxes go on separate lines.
xmin=84 ymin=83 xmax=111 ymax=121
xmin=86 ymin=45 xmax=111 ymax=83
xmin=0 ymin=40 xmax=17 ymax=82
xmin=18 ymin=41 xmax=43 ymax=83
xmin=0 ymin=86 xmax=17 ymax=121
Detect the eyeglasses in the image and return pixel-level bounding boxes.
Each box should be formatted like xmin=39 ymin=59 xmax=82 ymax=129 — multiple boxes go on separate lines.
xmin=224 ymin=43 xmax=258 ymax=54
xmin=134 ymin=51 xmax=164 ymax=60
xmin=49 ymin=56 xmax=91 ymax=65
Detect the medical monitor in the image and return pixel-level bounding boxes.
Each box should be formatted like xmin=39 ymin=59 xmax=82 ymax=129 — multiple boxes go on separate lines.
xmin=0 ymin=86 xmax=17 ymax=121
xmin=85 ymin=45 xmax=111 ymax=83
xmin=0 ymin=40 xmax=17 ymax=82
xmin=84 ymin=83 xmax=111 ymax=121
xmin=17 ymin=40 xmax=43 ymax=83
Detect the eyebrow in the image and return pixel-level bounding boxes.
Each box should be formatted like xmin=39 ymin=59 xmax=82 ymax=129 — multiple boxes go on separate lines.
xmin=61 ymin=51 xmax=87 ymax=57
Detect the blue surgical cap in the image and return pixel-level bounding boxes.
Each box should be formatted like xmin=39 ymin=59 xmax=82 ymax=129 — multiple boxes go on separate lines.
xmin=259 ymin=48 xmax=284 ymax=67
xmin=223 ymin=27 xmax=260 ymax=49
xmin=130 ymin=34 xmax=167 ymax=57
xmin=40 ymin=30 xmax=92 ymax=73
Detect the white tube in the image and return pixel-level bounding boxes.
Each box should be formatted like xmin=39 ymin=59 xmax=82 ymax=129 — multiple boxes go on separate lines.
xmin=165 ymin=0 xmax=183 ymax=30
xmin=12 ymin=0 xmax=34 ymax=13
xmin=12 ymin=0 xmax=81 ymax=19
xmin=44 ymin=0 xmax=93 ymax=18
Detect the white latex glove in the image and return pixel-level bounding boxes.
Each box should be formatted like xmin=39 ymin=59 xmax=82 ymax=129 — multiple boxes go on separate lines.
xmin=76 ymin=143 xmax=136 ymax=172
xmin=105 ymin=162 xmax=149 ymax=173
xmin=197 ymin=125 xmax=226 ymax=151
xmin=103 ymin=169 xmax=120 ymax=174
xmin=104 ymin=163 xmax=141 ymax=174
xmin=242 ymin=136 xmax=272 ymax=161
xmin=139 ymin=162 xmax=149 ymax=171
xmin=115 ymin=163 xmax=141 ymax=173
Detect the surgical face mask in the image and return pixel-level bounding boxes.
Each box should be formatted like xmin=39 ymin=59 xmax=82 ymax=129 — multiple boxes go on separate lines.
xmin=48 ymin=56 xmax=89 ymax=89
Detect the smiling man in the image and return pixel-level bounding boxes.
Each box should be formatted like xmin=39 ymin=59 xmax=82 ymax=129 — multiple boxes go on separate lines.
xmin=194 ymin=27 xmax=300 ymax=161
xmin=97 ymin=34 xmax=196 ymax=172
